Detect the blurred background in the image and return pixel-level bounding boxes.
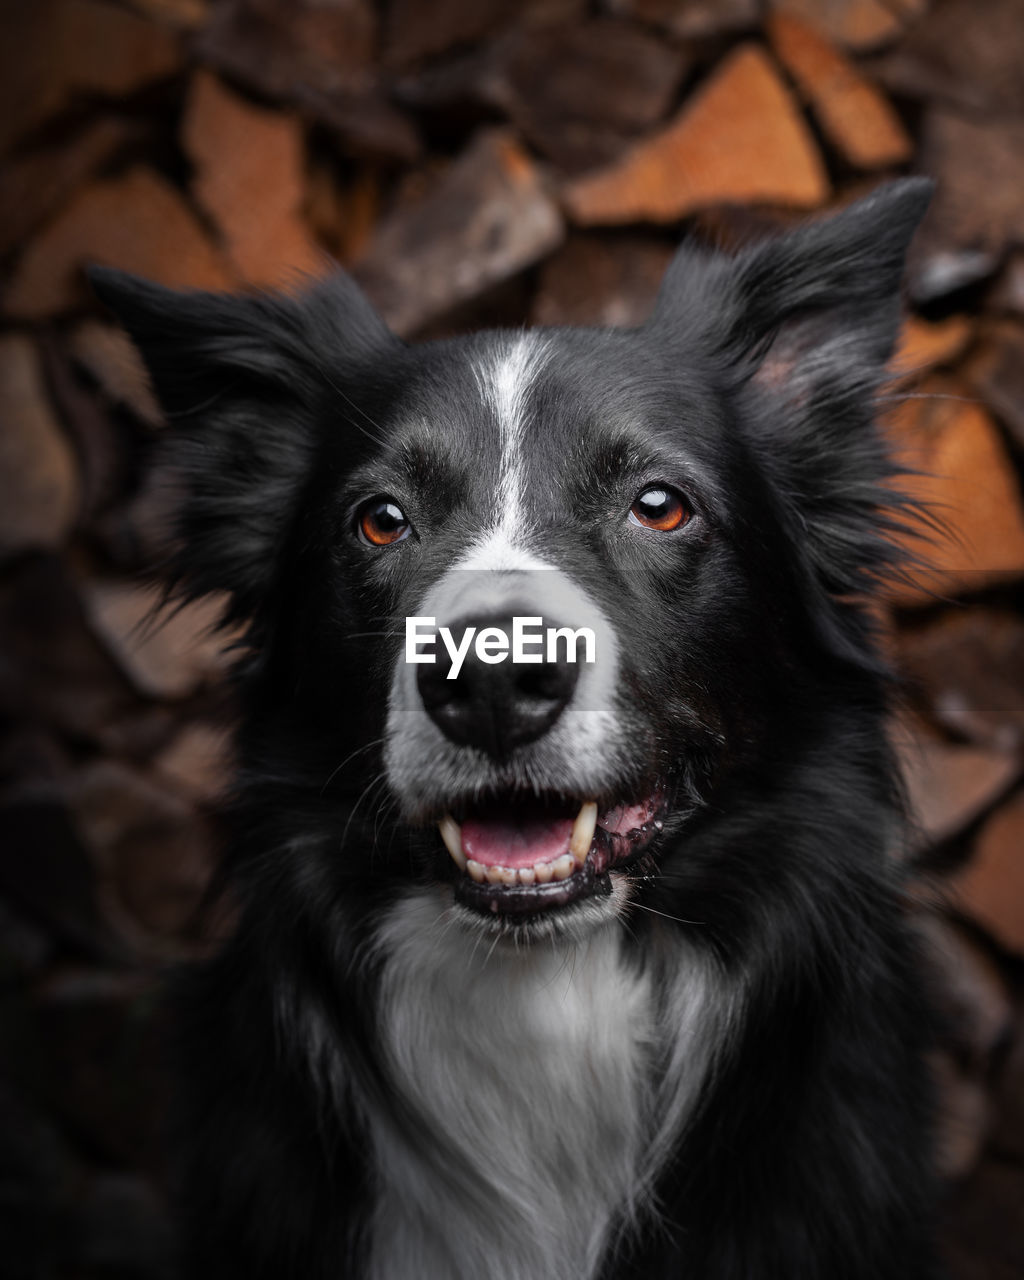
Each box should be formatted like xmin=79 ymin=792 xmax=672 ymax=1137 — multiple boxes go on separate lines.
xmin=1 ymin=0 xmax=1023 ymax=1275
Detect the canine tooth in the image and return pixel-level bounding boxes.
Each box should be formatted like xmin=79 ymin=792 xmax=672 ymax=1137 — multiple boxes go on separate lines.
xmin=466 ymin=859 xmax=486 ymax=883
xmin=569 ymin=801 xmax=598 ymax=865
xmin=439 ymin=815 xmax=466 ymax=870
xmin=534 ymin=860 xmax=554 ymax=884
xmin=485 ymin=865 xmax=506 ymax=885
xmin=552 ymin=854 xmax=575 ymax=881
xmin=517 ymin=867 xmax=536 ymax=886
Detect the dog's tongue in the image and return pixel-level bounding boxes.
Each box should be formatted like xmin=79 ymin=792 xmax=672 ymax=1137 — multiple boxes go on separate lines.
xmin=462 ymin=809 xmax=574 ymax=869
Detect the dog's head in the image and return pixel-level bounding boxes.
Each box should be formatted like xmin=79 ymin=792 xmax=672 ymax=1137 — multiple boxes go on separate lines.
xmin=93 ymin=179 xmax=930 ymax=939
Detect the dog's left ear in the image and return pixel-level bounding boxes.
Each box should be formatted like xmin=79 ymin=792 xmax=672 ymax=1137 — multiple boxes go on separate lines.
xmin=653 ymin=178 xmax=933 ymax=393
xmin=652 ymin=179 xmax=933 ymax=603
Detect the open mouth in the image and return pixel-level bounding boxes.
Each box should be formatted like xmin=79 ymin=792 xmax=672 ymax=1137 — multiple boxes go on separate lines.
xmin=437 ymin=790 xmax=664 ymax=918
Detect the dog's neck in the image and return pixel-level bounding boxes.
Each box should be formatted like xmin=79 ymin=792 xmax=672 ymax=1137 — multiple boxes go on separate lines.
xmin=364 ymin=887 xmax=729 ymax=1280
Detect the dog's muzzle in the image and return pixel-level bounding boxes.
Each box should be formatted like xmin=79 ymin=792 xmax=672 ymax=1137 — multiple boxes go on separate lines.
xmin=385 ymin=562 xmax=659 ymax=922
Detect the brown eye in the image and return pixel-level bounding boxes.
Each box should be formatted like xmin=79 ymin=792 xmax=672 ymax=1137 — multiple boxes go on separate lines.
xmin=628 ymin=486 xmax=691 ymax=532
xmin=357 ymin=498 xmax=410 ymax=546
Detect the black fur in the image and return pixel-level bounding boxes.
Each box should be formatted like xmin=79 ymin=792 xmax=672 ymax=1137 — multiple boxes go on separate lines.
xmin=91 ymin=177 xmax=942 ymax=1279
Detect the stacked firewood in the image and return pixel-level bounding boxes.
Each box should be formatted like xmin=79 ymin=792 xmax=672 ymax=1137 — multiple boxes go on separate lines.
xmin=1 ymin=2 xmax=1023 ymax=1275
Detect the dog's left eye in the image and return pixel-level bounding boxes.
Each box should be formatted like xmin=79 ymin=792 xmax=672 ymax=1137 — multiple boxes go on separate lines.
xmin=628 ymin=486 xmax=691 ymax=532
xmin=357 ymin=498 xmax=411 ymax=546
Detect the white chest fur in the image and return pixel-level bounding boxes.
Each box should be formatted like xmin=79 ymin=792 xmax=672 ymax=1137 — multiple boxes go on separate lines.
xmin=366 ymin=889 xmax=723 ymax=1280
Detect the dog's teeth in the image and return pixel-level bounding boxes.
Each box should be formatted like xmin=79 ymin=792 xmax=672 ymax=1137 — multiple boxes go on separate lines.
xmin=438 ymin=815 xmax=466 ymax=870
xmin=569 ymin=801 xmax=598 ymax=865
xmin=448 ymin=803 xmax=601 ymax=890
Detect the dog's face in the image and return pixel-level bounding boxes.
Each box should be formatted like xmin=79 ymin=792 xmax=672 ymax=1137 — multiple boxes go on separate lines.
xmin=320 ymin=327 xmax=755 ymax=925
xmin=94 ymin=180 xmax=930 ymax=939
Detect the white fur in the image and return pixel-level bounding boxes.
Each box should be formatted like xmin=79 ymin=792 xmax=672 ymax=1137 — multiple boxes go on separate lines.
xmin=364 ymin=886 xmax=731 ymax=1280
xmin=470 ymin=335 xmax=551 ymax=559
xmin=454 ymin=528 xmax=553 ymax=574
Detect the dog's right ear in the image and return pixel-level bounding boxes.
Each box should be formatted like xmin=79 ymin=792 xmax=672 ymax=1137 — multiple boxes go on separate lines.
xmin=88 ymin=267 xmax=396 ymax=625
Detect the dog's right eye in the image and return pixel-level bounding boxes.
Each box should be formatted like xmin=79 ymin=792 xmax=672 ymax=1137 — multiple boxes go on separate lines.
xmin=628 ymin=486 xmax=691 ymax=532
xmin=357 ymin=498 xmax=411 ymax=547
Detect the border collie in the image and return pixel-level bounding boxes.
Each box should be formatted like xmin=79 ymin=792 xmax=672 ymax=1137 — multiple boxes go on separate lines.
xmin=92 ymin=177 xmax=942 ymax=1279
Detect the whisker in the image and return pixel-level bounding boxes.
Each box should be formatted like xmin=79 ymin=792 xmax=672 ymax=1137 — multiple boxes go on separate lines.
xmin=373 ymin=793 xmax=400 ymax=846
xmin=629 ymin=902 xmax=706 ymax=927
xmin=483 ymin=928 xmax=504 ymax=967
xmin=320 ymin=737 xmax=386 ymax=796
xmin=309 ymin=357 xmax=391 ymax=447
xmin=339 ymin=770 xmax=390 ymax=852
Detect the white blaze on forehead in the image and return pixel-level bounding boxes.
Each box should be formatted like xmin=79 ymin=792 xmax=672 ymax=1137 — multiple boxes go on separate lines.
xmin=468 ymin=334 xmax=550 ymax=565
xmin=455 ymin=529 xmax=551 ymax=574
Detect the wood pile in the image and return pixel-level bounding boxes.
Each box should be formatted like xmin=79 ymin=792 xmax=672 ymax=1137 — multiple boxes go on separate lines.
xmin=1 ymin=2 xmax=1023 ymax=1274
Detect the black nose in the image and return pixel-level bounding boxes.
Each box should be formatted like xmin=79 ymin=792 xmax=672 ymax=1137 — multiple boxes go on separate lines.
xmin=417 ymin=614 xmax=580 ymax=758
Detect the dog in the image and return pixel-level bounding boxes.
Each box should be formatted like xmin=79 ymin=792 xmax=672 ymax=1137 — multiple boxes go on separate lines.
xmin=91 ymin=177 xmax=942 ymax=1279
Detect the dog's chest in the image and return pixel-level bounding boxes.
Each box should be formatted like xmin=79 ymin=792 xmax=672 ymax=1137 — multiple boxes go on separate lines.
xmin=365 ymin=892 xmax=662 ymax=1280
